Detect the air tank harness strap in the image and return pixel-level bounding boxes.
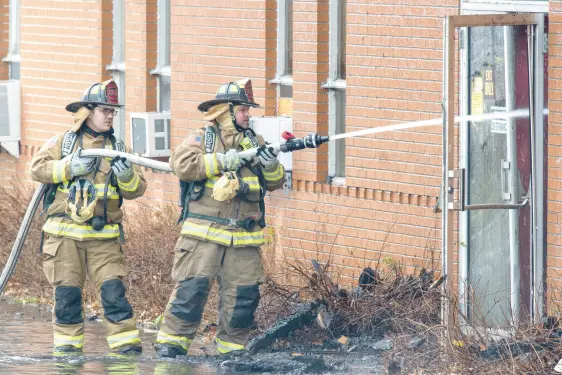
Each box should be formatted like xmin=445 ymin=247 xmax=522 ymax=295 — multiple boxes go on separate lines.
xmin=186 ymin=212 xmax=257 ymax=231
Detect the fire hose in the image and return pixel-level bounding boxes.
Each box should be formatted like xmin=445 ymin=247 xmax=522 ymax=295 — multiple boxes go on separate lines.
xmin=0 ymin=132 xmax=330 ymax=294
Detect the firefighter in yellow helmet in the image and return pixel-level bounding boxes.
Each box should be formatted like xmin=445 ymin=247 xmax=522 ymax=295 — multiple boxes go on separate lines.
xmin=30 ymin=80 xmax=147 ymax=354
xmin=154 ymin=78 xmax=286 ymax=358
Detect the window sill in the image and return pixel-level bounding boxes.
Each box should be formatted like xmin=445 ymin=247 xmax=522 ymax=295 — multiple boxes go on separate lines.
xmin=106 ymin=62 xmax=126 ymax=72
xmin=2 ymin=53 xmax=20 ymax=63
xmin=269 ymin=75 xmax=293 ymax=86
xmin=150 ymin=65 xmax=171 ymax=77
xmin=322 ymin=79 xmax=346 ymax=91
xmin=326 ymin=176 xmax=346 ymax=186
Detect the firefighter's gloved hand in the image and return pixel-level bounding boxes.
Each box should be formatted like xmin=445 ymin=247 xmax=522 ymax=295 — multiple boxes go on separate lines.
xmin=216 ymin=149 xmax=247 ymax=172
xmin=111 ymin=156 xmax=134 ymax=182
xmin=256 ymin=144 xmax=279 ymax=169
xmin=69 ymin=149 xmax=96 ymax=178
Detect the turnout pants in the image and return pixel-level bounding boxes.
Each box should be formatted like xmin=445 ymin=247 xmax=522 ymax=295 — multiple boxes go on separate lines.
xmin=42 ymin=234 xmax=140 ymax=351
xmin=156 ymin=236 xmax=265 ymax=354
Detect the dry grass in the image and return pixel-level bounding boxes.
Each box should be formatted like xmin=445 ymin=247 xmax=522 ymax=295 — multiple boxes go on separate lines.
xmin=252 ymin=254 xmax=562 ymax=374
xmin=0 ymin=183 xmax=50 ymax=304
xmin=287 ymin=258 xmax=440 ymax=338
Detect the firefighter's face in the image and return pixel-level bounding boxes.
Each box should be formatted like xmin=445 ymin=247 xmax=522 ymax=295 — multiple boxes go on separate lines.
xmin=87 ymin=106 xmax=116 ymax=133
xmin=235 ymin=106 xmax=251 ymax=129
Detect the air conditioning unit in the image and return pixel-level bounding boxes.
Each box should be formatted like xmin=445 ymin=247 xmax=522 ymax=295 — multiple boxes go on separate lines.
xmin=0 ymin=80 xmax=21 ymax=157
xmin=130 ymin=112 xmax=171 ymax=157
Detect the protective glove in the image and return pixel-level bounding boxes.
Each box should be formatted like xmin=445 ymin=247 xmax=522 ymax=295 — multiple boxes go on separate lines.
xmin=111 ymin=156 xmax=135 ymax=182
xmin=216 ymin=149 xmax=248 ymax=172
xmin=69 ymin=148 xmax=96 ymax=178
xmin=256 ymin=144 xmax=279 ymax=169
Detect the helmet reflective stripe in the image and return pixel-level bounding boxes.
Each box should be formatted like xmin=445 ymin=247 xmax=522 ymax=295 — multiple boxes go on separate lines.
xmin=84 ymin=83 xmax=104 ymax=102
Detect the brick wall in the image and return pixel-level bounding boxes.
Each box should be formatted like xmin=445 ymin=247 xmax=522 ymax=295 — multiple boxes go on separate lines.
xmin=265 ymin=0 xmax=458 ymax=282
xmin=163 ymin=0 xmax=452 ymax=281
xmin=20 ymin=1 xmax=111 ymax=144
xmin=548 ymin=2 xmax=562 ymax=310
xmin=170 ymin=0 xmax=277 ymax=145
xmin=268 ymin=185 xmax=441 ymax=281
xmin=290 ymin=0 xmax=329 ymax=182
xmin=0 ymin=0 xmax=9 ymax=80
xmin=125 ymin=0 xmax=157 ymax=116
xmin=0 ymin=0 xmax=517 ymax=292
xmin=0 ymin=1 xmax=112 ymax=188
xmin=345 ymin=0 xmax=457 ymax=196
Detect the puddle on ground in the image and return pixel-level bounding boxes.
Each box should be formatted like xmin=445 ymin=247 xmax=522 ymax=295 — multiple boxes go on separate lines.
xmin=0 ymin=298 xmax=384 ymax=374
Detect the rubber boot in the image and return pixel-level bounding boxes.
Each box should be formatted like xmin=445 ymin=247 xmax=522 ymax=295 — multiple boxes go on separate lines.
xmin=155 ymin=343 xmax=187 ymax=358
xmin=115 ymin=344 xmax=143 ymax=355
xmin=53 ymin=345 xmax=83 ymax=353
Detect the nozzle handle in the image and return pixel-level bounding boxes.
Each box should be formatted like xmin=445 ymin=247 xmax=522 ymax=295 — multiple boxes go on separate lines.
xmin=282 ymin=131 xmax=295 ymax=141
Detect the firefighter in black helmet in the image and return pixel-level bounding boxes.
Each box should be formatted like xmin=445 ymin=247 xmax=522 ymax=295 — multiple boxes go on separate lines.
xmin=154 ymin=78 xmax=286 ymax=357
xmin=30 ymin=80 xmax=147 ymax=354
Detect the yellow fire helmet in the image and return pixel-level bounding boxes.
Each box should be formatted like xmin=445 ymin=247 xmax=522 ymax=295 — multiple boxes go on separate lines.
xmin=65 ymin=179 xmax=99 ymax=223
xmin=212 ymin=172 xmax=242 ymax=202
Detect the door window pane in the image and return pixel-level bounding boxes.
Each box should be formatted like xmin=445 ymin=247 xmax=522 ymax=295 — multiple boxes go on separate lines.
xmin=467 ymin=25 xmax=531 ymax=327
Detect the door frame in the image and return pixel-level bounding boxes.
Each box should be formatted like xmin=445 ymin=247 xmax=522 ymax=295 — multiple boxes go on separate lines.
xmin=443 ymin=13 xmax=546 ymax=326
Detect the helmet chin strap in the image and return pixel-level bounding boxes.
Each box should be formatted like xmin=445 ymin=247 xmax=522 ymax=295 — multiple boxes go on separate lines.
xmin=229 ymin=103 xmax=245 ymax=133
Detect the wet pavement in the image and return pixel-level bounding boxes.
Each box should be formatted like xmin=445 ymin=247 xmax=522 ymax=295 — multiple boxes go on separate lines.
xmin=0 ymin=298 xmax=223 ymax=374
xmin=0 ymin=298 xmax=385 ymax=374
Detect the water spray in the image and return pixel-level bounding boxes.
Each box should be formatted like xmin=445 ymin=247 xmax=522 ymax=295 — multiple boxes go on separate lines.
xmin=240 ymin=108 xmax=547 ymax=158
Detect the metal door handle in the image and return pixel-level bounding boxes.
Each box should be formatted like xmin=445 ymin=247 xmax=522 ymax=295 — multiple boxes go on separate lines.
xmin=464 ymin=196 xmax=528 ymax=210
xmin=449 ymin=168 xmax=529 ymax=211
